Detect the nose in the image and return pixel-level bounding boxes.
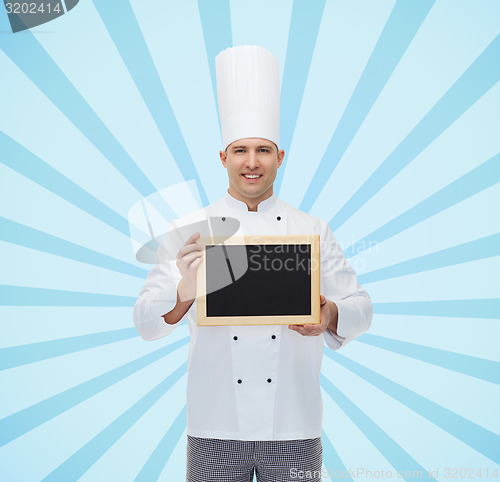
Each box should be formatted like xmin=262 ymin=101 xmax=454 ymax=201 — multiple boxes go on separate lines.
xmin=246 ymin=151 xmax=259 ymax=170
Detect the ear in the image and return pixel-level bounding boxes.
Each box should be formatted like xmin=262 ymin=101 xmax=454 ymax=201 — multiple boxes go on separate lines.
xmin=277 ymin=149 xmax=285 ymax=168
xmin=220 ymin=150 xmax=227 ymax=168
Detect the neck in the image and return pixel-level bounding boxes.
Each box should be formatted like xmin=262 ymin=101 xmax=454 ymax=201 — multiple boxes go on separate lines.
xmin=227 ymin=187 xmax=274 ymax=212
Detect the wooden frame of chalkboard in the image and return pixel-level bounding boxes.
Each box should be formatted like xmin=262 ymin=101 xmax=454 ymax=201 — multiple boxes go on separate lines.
xmin=196 ymin=235 xmax=320 ymax=326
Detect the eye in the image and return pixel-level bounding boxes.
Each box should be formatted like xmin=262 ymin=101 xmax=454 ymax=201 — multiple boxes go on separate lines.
xmin=235 ymin=149 xmax=245 ymax=153
xmin=259 ymin=148 xmax=270 ymax=153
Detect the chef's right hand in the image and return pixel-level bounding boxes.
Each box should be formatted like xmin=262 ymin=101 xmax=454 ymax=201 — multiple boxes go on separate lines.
xmin=176 ymin=232 xmax=203 ymax=302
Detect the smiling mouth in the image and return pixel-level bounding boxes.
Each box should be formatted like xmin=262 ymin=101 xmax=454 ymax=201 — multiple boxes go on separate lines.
xmin=242 ymin=174 xmax=262 ymax=179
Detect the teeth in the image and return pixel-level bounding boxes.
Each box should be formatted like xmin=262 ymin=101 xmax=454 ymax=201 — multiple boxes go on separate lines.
xmin=244 ymin=174 xmax=260 ymax=179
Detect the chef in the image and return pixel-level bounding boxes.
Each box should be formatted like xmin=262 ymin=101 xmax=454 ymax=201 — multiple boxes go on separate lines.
xmin=133 ymin=45 xmax=372 ymax=482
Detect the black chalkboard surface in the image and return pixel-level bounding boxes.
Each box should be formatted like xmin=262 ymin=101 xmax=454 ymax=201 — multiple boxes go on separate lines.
xmin=197 ymin=235 xmax=320 ymax=326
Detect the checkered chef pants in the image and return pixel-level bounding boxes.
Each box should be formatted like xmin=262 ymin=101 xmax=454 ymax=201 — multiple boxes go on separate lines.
xmin=186 ymin=435 xmax=323 ymax=481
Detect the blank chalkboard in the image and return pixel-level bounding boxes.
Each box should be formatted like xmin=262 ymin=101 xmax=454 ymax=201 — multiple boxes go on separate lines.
xmin=197 ymin=235 xmax=320 ymax=326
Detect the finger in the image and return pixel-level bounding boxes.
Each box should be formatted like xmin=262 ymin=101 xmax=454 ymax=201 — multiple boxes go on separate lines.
xmin=180 ymin=250 xmax=203 ymax=266
xmin=290 ymin=323 xmax=314 ymax=333
xmin=320 ymin=295 xmax=327 ymax=306
xmin=300 ymin=325 xmax=318 ymax=334
xmin=177 ymin=242 xmax=202 ymax=259
xmin=184 ymin=232 xmax=201 ymax=246
xmin=177 ymin=254 xmax=202 ymax=274
xmin=191 ymin=257 xmax=203 ymax=269
xmin=289 ymin=325 xmax=305 ymax=335
xmin=303 ymin=321 xmax=324 ymax=333
xmin=292 ymin=326 xmax=321 ymax=336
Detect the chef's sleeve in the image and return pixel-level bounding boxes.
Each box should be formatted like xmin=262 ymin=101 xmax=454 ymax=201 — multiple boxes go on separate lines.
xmin=133 ymin=227 xmax=185 ymax=341
xmin=320 ymin=221 xmax=372 ymax=351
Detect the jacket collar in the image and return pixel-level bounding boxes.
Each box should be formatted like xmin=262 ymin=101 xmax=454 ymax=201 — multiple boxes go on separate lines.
xmin=224 ymin=192 xmax=278 ymax=213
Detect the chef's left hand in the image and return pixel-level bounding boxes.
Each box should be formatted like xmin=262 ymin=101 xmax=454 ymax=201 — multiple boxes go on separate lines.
xmin=289 ymin=295 xmax=339 ymax=336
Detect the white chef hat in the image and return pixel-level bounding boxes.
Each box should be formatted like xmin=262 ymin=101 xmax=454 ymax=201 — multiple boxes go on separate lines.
xmin=216 ymin=45 xmax=280 ymax=150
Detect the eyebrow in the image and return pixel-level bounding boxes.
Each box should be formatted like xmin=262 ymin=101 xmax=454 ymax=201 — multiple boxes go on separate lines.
xmin=230 ymin=145 xmax=273 ymax=150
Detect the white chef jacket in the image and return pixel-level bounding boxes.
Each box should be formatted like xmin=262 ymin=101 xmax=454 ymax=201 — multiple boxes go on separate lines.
xmin=133 ymin=193 xmax=372 ymax=440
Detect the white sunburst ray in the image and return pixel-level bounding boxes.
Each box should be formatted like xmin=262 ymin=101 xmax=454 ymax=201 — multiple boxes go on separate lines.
xmin=0 ymin=318 xmax=141 ymax=409
xmin=0 ymin=344 xmax=186 ymax=478
xmin=0 ymin=212 xmax=150 ymax=368
xmin=351 ymin=179 xmax=500 ymax=294
xmin=320 ymin=137 xmax=500 ymax=470
xmin=349 ymin=309 xmax=500 ymax=391
xmin=37 ymin=363 xmax=188 ymax=481
xmin=368 ymin=310 xmax=499 ymax=365
xmin=278 ymin=0 xmax=395 ymax=209
xmin=347 ymin=179 xmax=500 ymax=364
xmin=358 ymin=261 xmax=500 ymax=369
xmin=0 ymin=268 xmax=189 ymax=396
xmin=0 ymin=331 xmax=189 ymax=426
xmin=344 ymin=322 xmax=500 ymax=412
xmin=80 ymin=373 xmax=187 ymax=482
xmin=1 ymin=188 xmax=191 ymax=460
xmin=330 ymin=334 xmax=500 ymax=440
xmin=340 ymin=274 xmax=500 ymax=456
xmin=196 ymin=0 xmax=232 ymax=97
xmin=348 ymin=181 xmax=500 ymax=356
xmin=0 ymin=3 xmax=496 ymax=478
xmin=302 ymin=2 xmax=440 ymax=221
xmin=0 ymin=333 xmax=164 ymax=419
xmin=320 ymin=384 xmax=396 ymax=477
xmin=0 ymin=342 xmax=189 ymax=481
xmin=355 ymin=308 xmax=500 ymax=360
xmin=0 ymin=54 xmax=150 ymax=266
xmin=337 ymin=86 xmax=500 ymax=274
xmin=0 ymin=167 xmax=148 ymax=300
xmin=0 ymin=307 xmax=190 ymax=370
xmin=309 ymin=1 xmax=500 ymax=232
xmin=0 ymin=237 xmax=145 ymax=298
xmin=3 ymin=5 xmax=225 ymax=480
xmin=132 ymin=405 xmax=188 ymax=482
xmin=321 ymin=393 xmax=420 ymax=480
xmin=0 ymin=319 xmax=148 ymax=437
xmin=1 ymin=33 xmax=196 ymax=464
xmin=2 ymin=68 xmax=171 ymax=296
xmin=320 ymin=430 xmax=351 ymax=482
xmin=321 ymin=350 xmax=500 ymax=474
xmin=0 ymin=322 xmax=192 ymax=424
xmin=67 ymin=343 xmax=189 ymax=481
xmin=129 ymin=0 xmax=225 ymax=205
xmin=0 ymin=306 xmax=137 ymax=349
xmin=321 ymin=355 xmax=441 ymax=478
xmin=230 ymin=0 xmax=292 ymax=90
xmin=0 ymin=330 xmax=189 ymax=440
xmin=346 ymin=246 xmax=500 ymax=318
xmin=156 ymin=423 xmax=189 ymax=482
xmin=0 ymin=303 xmax=138 ymax=355
xmin=235 ymin=0 xmax=326 ymax=200
xmin=1 ymin=186 xmax=143 ymax=306
xmin=27 ymin=0 xmax=186 ymax=201
xmin=0 ymin=46 xmax=141 ymax=216
xmin=361 ymin=253 xmax=500 ymax=306
xmin=280 ymin=0 xmax=418 ymax=201
xmin=331 ymin=79 xmax=500 ymax=263
xmin=340 ymin=108 xmax=500 ymax=300
xmin=121 ymin=404 xmax=189 ymax=481
xmin=128 ymin=179 xmax=206 ymax=266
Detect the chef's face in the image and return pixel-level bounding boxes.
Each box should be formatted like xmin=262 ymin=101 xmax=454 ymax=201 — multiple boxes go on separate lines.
xmin=220 ymin=138 xmax=284 ymax=210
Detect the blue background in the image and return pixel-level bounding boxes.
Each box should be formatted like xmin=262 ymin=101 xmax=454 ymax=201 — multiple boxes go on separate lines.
xmin=0 ymin=0 xmax=499 ymax=480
